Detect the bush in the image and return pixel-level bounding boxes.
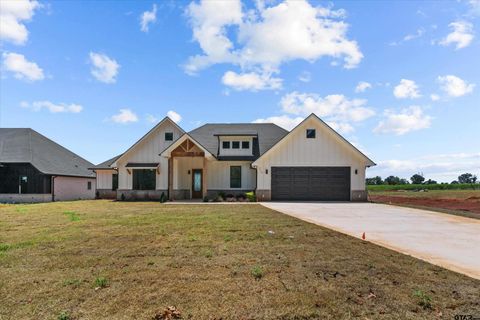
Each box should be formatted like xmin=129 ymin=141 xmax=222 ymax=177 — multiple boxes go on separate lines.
xmin=413 ymin=290 xmax=432 ymax=310
xmin=120 ymin=193 xmax=126 ymax=201
xmin=236 ymin=193 xmax=246 ymax=201
xmin=160 ymin=192 xmax=167 ymax=203
xmin=58 ymin=311 xmax=71 ymax=320
xmin=94 ymin=277 xmax=108 ymax=288
xmin=218 ymin=192 xmax=226 ymax=199
xmin=245 ymin=191 xmax=256 ymax=202
xmin=251 ymin=265 xmax=264 ymax=280
xmin=203 ymin=196 xmax=209 ymax=202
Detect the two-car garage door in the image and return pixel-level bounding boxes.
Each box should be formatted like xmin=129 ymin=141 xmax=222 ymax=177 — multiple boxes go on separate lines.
xmin=271 ymin=166 xmax=351 ymax=201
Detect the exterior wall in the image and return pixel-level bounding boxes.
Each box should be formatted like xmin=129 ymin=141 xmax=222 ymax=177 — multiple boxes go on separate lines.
xmin=117 ymin=120 xmax=182 ymax=190
xmin=53 ymin=176 xmax=96 ymax=201
xmin=218 ymin=136 xmax=254 ymax=156
xmin=206 ymin=160 xmax=256 ymax=191
xmin=254 ymin=117 xmax=370 ymax=196
xmin=96 ymin=170 xmax=116 ymax=189
xmin=0 ymin=193 xmax=52 ymax=203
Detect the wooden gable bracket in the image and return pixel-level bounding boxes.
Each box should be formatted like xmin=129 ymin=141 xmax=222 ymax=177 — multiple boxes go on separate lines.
xmin=156 ymin=167 xmax=160 ymax=174
xmin=127 ymin=169 xmax=131 ymax=175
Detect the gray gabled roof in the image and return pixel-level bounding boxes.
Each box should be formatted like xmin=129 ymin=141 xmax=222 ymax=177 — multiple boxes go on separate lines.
xmin=0 ymin=128 xmax=95 ymax=178
xmin=90 ymin=154 xmax=122 ymax=170
xmin=188 ymin=123 xmax=288 ymax=159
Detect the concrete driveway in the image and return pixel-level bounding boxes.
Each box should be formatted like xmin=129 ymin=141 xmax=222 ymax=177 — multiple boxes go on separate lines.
xmin=261 ymin=202 xmax=480 ymax=280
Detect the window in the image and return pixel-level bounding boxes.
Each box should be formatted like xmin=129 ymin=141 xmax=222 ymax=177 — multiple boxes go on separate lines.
xmin=133 ymin=169 xmax=156 ymax=190
xmin=222 ymin=141 xmax=230 ymax=149
xmin=165 ymin=132 xmax=173 ymax=141
xmin=306 ymin=129 xmax=316 ymax=138
xmin=112 ymin=173 xmax=118 ymax=190
xmin=241 ymin=141 xmax=250 ymax=149
xmin=230 ymin=166 xmax=241 ymax=188
xmin=232 ymin=141 xmax=240 ymax=149
xmin=87 ymin=181 xmax=92 ymax=190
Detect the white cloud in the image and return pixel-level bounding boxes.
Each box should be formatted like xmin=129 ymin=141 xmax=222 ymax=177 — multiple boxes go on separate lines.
xmin=222 ymin=70 xmax=282 ymax=91
xmin=468 ymin=0 xmax=480 ymax=16
xmin=167 ymin=110 xmax=182 ymax=123
xmin=437 ymin=75 xmax=475 ymax=97
xmin=185 ymin=0 xmax=362 ymax=87
xmin=140 ymin=4 xmax=157 ymax=32
xmin=368 ymin=152 xmax=480 ymax=182
xmin=430 ymin=94 xmax=440 ymax=101
xmin=298 ymin=71 xmax=311 ymax=83
xmin=355 ymin=81 xmax=372 ymax=93
xmin=111 ymin=109 xmax=138 ymax=124
xmin=403 ymin=28 xmax=425 ymax=41
xmin=0 ymin=0 xmax=40 ymax=45
xmin=21 ymin=101 xmax=83 ymax=113
xmin=374 ymin=106 xmax=431 ymax=135
xmin=253 ymin=115 xmax=304 ymax=130
xmin=326 ymin=121 xmax=355 ymax=134
xmin=146 ymin=114 xmax=157 ymax=123
xmin=280 ymin=92 xmax=375 ymax=123
xmin=89 ymin=52 xmax=120 ymax=84
xmin=2 ymin=52 xmax=44 ymax=81
xmin=393 ymin=79 xmax=421 ymax=99
xmin=439 ymin=21 xmax=474 ymax=50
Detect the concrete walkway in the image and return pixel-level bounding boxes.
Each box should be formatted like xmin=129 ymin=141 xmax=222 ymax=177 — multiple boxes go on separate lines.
xmin=261 ymin=202 xmax=480 ymax=280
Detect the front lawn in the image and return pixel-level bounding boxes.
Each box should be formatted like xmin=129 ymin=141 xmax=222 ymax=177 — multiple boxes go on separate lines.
xmin=1 ymin=201 xmax=479 ymax=319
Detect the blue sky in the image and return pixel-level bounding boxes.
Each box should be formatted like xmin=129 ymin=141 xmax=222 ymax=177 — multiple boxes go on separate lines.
xmin=1 ymin=0 xmax=479 ymax=182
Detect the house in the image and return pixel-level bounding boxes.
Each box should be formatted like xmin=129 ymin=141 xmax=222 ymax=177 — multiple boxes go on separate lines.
xmin=0 ymin=128 xmax=96 ymax=203
xmin=92 ymin=113 xmax=375 ymax=201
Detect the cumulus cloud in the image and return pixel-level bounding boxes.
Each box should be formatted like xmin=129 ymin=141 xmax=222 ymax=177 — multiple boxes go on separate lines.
xmin=0 ymin=0 xmax=40 ymax=45
xmin=222 ymin=70 xmax=282 ymax=91
xmin=374 ymin=106 xmax=431 ymax=135
xmin=355 ymin=81 xmax=372 ymax=93
xmin=21 ymin=100 xmax=83 ymax=113
xmin=280 ymin=92 xmax=375 ymax=123
xmin=184 ymin=0 xmax=362 ymax=89
xmin=110 ymin=109 xmax=138 ymax=124
xmin=368 ymin=152 xmax=480 ymax=182
xmin=140 ymin=4 xmax=157 ymax=32
xmin=439 ymin=21 xmax=474 ymax=50
xmin=167 ymin=110 xmax=182 ymax=123
xmin=393 ymin=79 xmax=421 ymax=99
xmin=430 ymin=94 xmax=440 ymax=101
xmin=2 ymin=52 xmax=44 ymax=81
xmin=89 ymin=52 xmax=120 ymax=84
xmin=437 ymin=75 xmax=475 ymax=97
xmin=252 ymin=115 xmax=304 ymax=131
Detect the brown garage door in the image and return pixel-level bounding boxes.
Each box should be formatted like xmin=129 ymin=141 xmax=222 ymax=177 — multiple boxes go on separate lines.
xmin=271 ymin=167 xmax=351 ymax=201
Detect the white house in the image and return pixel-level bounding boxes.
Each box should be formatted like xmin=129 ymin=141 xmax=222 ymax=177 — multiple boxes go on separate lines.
xmin=92 ymin=114 xmax=375 ymax=201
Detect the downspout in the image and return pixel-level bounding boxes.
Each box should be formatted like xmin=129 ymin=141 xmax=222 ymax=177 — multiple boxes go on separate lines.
xmin=51 ymin=176 xmax=56 ymax=202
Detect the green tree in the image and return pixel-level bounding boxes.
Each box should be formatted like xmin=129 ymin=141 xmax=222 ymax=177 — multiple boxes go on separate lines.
xmin=424 ymin=179 xmax=437 ymax=185
xmin=366 ymin=176 xmax=383 ymax=185
xmin=458 ymin=173 xmax=477 ymax=184
xmin=384 ymin=176 xmax=401 ymax=185
xmin=410 ymin=173 xmax=425 ymax=184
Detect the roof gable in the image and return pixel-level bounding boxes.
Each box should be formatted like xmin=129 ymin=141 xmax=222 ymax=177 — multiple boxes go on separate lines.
xmin=252 ymin=113 xmax=375 ymax=166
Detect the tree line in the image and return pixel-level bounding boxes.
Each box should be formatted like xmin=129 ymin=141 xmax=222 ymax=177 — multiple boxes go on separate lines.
xmin=366 ymin=173 xmax=478 ymax=185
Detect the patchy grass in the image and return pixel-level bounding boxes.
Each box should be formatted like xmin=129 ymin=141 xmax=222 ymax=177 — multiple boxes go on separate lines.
xmin=369 ymin=189 xmax=480 ymax=219
xmin=0 ymin=200 xmax=479 ymax=319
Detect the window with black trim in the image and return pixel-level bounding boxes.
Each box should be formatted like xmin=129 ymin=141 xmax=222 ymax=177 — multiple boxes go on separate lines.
xmin=133 ymin=169 xmax=156 ymax=190
xmin=87 ymin=181 xmax=92 ymax=190
xmin=241 ymin=141 xmax=250 ymax=149
xmin=306 ymin=129 xmax=316 ymax=138
xmin=112 ymin=173 xmax=118 ymax=191
xmin=222 ymin=141 xmax=230 ymax=149
xmin=165 ymin=132 xmax=173 ymax=141
xmin=230 ymin=166 xmax=241 ymax=188
xmin=232 ymin=141 xmax=240 ymax=149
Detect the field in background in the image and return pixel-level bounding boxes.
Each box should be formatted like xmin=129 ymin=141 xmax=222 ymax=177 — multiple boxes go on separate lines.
xmin=368 ymin=183 xmax=479 ymax=191
xmin=369 ymin=189 xmax=480 ymax=219
xmin=1 ymin=201 xmax=479 ymax=319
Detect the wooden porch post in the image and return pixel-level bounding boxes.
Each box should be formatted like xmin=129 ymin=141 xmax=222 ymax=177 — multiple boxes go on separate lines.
xmin=202 ymin=157 xmax=207 ymax=199
xmin=168 ymin=156 xmax=174 ymax=200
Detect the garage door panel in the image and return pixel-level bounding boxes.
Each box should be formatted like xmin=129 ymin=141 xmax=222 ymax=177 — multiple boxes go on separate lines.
xmin=271 ymin=166 xmax=350 ymax=201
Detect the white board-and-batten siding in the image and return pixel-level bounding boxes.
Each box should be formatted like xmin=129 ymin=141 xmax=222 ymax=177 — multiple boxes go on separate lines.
xmin=96 ymin=170 xmax=116 ymax=189
xmin=254 ymin=117 xmax=371 ymax=191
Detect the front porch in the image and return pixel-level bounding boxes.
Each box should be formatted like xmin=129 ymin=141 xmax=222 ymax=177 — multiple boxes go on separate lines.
xmin=164 ymin=136 xmax=213 ymax=201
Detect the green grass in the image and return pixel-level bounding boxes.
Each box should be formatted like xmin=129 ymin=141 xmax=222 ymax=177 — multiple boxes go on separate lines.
xmin=368 ymin=183 xmax=479 ymax=191
xmin=0 ymin=200 xmax=479 ymax=319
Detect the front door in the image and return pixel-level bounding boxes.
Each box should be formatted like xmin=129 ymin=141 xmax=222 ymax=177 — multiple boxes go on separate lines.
xmin=191 ymin=169 xmax=203 ymax=199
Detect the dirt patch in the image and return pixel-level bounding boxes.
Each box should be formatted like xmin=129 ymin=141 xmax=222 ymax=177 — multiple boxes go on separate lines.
xmin=370 ymin=194 xmax=480 ymax=215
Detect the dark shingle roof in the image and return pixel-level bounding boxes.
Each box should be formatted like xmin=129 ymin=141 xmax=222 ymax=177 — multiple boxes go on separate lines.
xmin=188 ymin=123 xmax=288 ymax=160
xmin=0 ymin=128 xmax=95 ymax=178
xmin=90 ymin=154 xmax=122 ymax=169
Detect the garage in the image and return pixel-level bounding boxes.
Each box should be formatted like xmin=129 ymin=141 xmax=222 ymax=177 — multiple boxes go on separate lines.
xmin=271 ymin=166 xmax=351 ymax=201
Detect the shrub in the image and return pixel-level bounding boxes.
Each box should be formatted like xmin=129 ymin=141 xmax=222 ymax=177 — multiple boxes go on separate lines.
xmin=94 ymin=277 xmax=108 ymax=288
xmin=120 ymin=193 xmax=126 ymax=201
xmin=251 ymin=265 xmax=264 ymax=280
xmin=236 ymin=193 xmax=246 ymax=201
xmin=58 ymin=311 xmax=71 ymax=320
xmin=218 ymin=192 xmax=226 ymax=199
xmin=160 ymin=192 xmax=167 ymax=203
xmin=203 ymin=196 xmax=209 ymax=202
xmin=245 ymin=191 xmax=256 ymax=202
